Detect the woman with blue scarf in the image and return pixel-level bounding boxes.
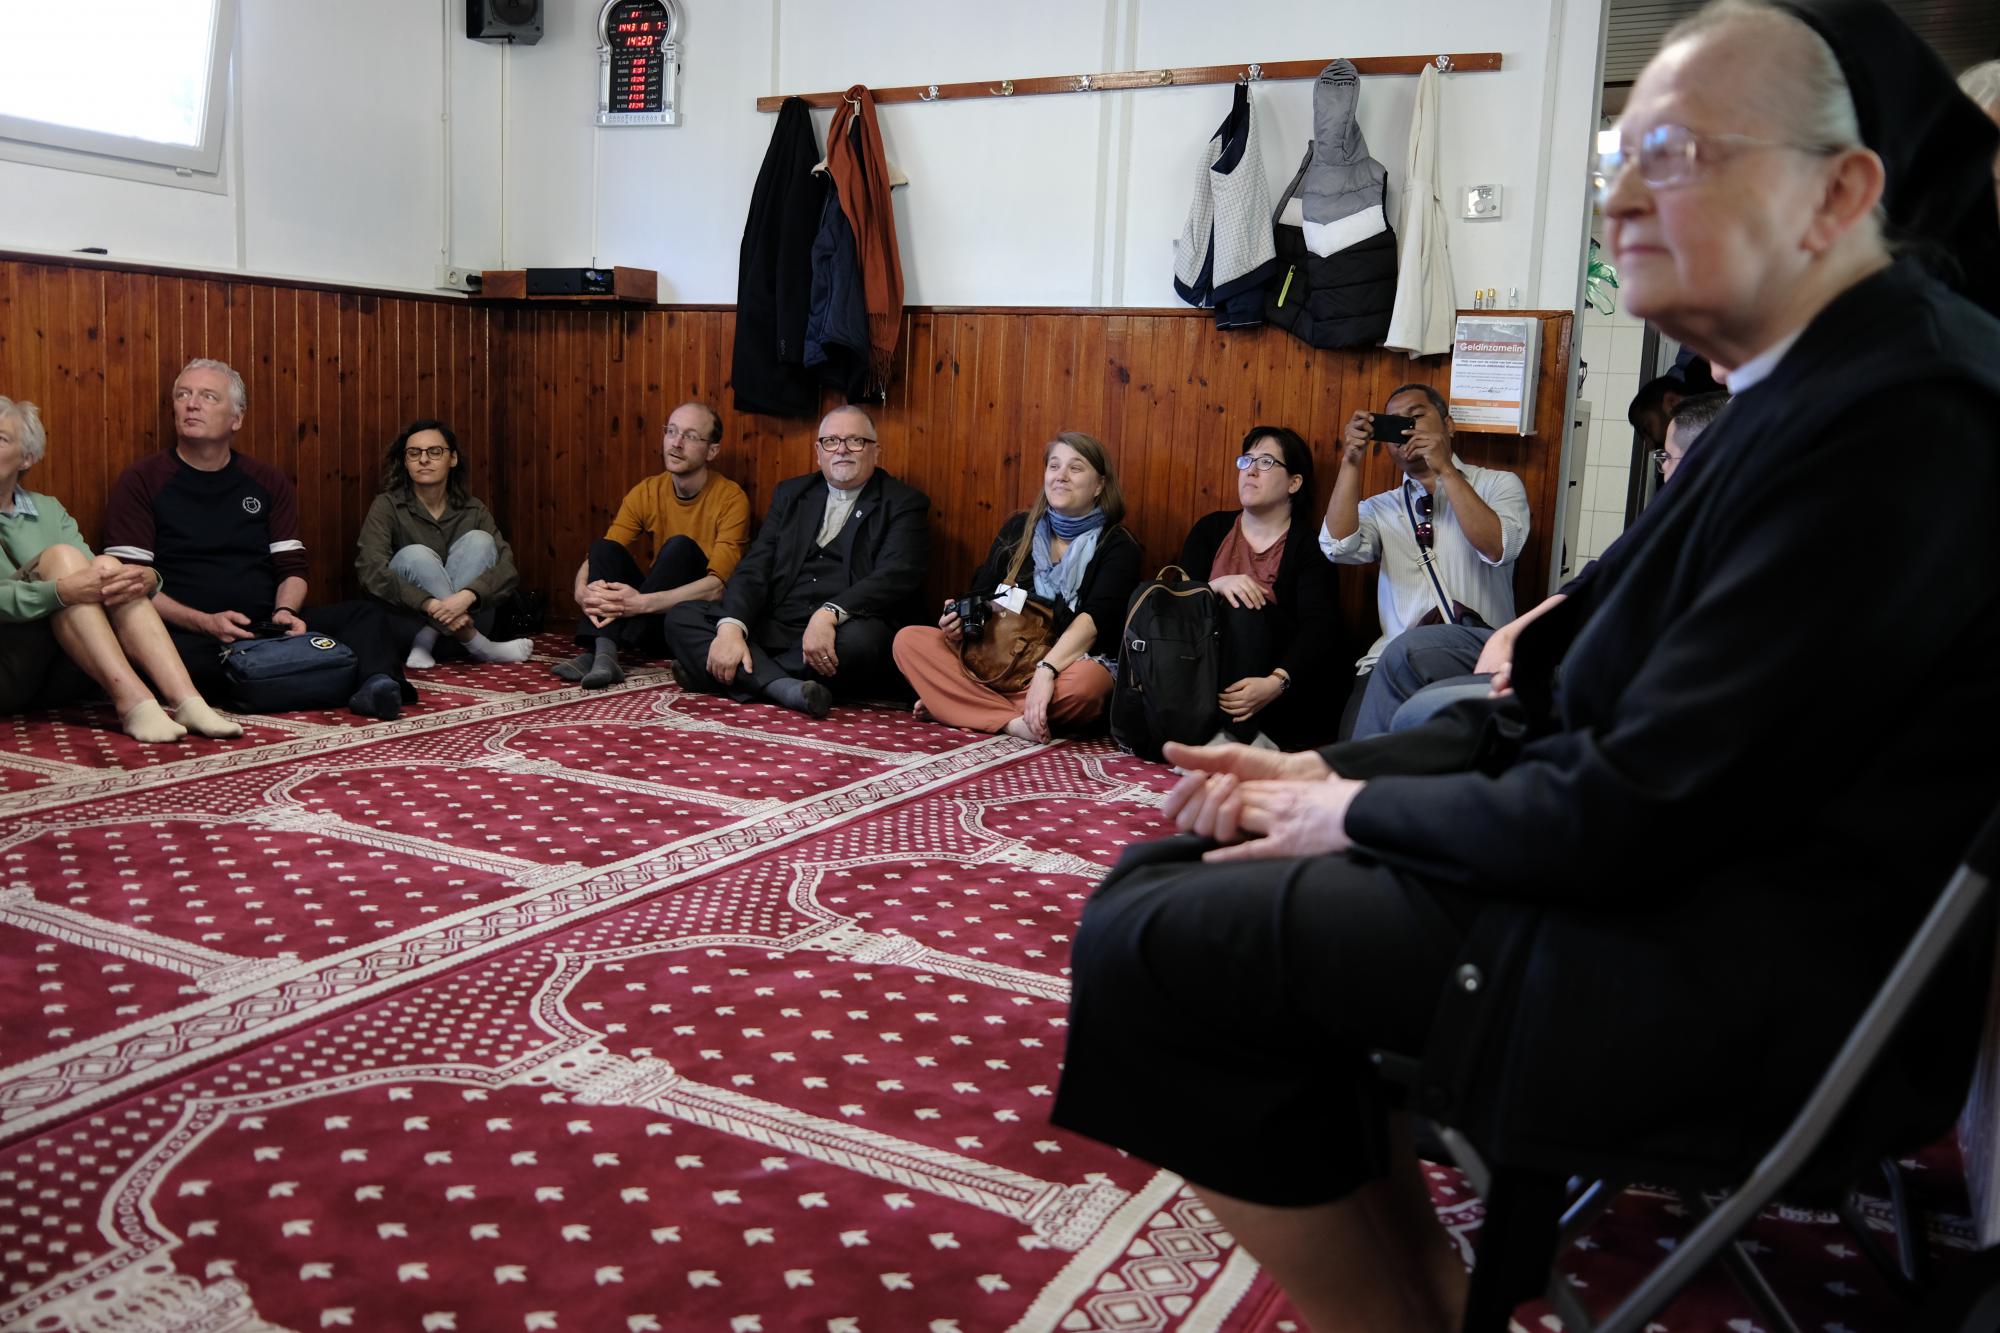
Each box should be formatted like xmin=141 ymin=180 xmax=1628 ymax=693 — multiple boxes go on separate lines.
xmin=893 ymin=433 xmax=1140 ymax=741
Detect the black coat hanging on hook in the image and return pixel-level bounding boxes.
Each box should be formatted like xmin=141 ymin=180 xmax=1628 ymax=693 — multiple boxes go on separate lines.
xmin=733 ymin=97 xmax=827 ymax=418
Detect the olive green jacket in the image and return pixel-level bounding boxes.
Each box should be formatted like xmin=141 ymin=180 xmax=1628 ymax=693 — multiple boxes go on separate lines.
xmin=355 ymin=490 xmax=520 ymax=613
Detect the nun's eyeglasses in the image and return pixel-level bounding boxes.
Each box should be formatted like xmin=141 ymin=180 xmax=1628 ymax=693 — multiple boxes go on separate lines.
xmin=1592 ymin=123 xmax=1838 ymax=199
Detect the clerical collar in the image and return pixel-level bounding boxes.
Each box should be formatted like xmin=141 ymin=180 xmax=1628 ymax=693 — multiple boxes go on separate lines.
xmin=1719 ymin=327 xmax=1804 ymax=396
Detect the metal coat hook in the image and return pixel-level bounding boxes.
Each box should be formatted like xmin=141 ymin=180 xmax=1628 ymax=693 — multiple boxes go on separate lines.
xmin=1434 ymin=54 xmax=1455 ymax=72
xmin=1076 ymin=74 xmax=1093 ymax=92
xmin=990 ymin=79 xmax=1015 ymax=96
xmin=1153 ymin=69 xmax=1174 ymax=85
xmin=1239 ymin=63 xmax=1264 ymax=83
xmin=918 ymin=84 xmax=940 ymax=101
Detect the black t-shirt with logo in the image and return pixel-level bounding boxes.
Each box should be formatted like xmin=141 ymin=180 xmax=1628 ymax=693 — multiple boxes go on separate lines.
xmin=103 ymin=449 xmax=307 ymax=616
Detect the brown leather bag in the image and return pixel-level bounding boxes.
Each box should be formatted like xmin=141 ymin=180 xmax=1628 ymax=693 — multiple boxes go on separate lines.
xmin=959 ymin=596 xmax=1061 ymax=693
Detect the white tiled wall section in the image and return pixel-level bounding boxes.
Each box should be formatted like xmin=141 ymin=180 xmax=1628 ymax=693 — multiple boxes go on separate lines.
xmin=1574 ymin=242 xmax=1649 ymax=562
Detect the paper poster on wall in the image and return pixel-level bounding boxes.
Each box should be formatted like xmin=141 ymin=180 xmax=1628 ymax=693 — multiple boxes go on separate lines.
xmin=1448 ymin=315 xmax=1540 ymax=435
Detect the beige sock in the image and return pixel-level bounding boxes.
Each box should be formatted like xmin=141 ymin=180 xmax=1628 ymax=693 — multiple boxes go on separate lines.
xmin=173 ymin=697 xmax=244 ymax=739
xmin=121 ymin=698 xmax=188 ymax=744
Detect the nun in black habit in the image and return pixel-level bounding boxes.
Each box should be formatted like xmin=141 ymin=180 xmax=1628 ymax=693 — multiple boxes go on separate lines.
xmin=1049 ymin=2 xmax=2000 ymax=1328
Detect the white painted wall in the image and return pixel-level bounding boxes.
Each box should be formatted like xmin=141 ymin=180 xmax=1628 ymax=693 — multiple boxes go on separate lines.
xmin=1 ymin=0 xmax=1604 ymax=315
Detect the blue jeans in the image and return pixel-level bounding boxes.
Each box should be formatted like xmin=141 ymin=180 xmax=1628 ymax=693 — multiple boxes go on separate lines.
xmin=1350 ymin=622 xmax=1495 ymax=739
xmin=389 ymin=532 xmax=499 ymax=632
xmin=1389 ymin=676 xmax=1496 ymax=732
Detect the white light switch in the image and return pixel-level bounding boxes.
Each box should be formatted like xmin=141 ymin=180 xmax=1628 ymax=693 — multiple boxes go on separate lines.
xmin=1463 ymin=184 xmax=1503 ymax=220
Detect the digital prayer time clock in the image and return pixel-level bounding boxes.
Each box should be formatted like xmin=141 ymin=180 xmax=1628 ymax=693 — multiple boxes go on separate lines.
xmin=597 ymin=0 xmax=681 ymax=126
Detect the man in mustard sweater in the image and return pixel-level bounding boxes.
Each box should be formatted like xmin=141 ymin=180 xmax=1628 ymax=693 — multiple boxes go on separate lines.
xmin=553 ymin=401 xmax=752 ymax=688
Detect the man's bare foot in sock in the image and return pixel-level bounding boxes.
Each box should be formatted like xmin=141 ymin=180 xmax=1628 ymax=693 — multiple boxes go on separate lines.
xmin=913 ymin=700 xmax=931 ymax=721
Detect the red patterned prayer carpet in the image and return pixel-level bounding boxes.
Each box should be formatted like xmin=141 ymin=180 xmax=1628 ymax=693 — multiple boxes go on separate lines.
xmin=0 ymin=636 xmax=1979 ymax=1331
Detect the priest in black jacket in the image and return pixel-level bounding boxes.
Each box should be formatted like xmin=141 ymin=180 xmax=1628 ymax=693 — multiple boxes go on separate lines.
xmin=1050 ymin=2 xmax=2000 ymax=1328
xmin=663 ymin=405 xmax=927 ymax=718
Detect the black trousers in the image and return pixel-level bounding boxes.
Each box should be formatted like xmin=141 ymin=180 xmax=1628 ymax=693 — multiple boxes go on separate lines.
xmin=661 ymin=600 xmax=894 ymax=700
xmin=1051 ymin=835 xmax=1470 ymax=1206
xmin=1212 ymin=603 xmax=1335 ymax=750
xmin=170 ymin=600 xmax=416 ymax=705
xmin=574 ymin=536 xmax=710 ymax=652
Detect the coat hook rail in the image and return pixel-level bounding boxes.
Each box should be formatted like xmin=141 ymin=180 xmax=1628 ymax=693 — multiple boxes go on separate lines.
xmin=753 ymin=52 xmax=1502 ymax=112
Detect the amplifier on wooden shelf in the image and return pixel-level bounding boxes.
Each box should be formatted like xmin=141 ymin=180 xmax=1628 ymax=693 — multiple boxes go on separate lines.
xmin=525 ymin=268 xmax=616 ymax=296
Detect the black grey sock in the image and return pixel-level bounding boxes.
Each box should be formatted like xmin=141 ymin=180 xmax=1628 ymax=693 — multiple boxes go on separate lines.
xmin=551 ymin=652 xmax=592 ymax=682
xmin=581 ymin=652 xmax=626 ymax=689
xmin=763 ymin=676 xmax=807 ymax=709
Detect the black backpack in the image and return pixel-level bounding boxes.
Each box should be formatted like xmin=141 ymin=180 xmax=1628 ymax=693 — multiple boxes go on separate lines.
xmin=1110 ymin=568 xmax=1222 ymax=762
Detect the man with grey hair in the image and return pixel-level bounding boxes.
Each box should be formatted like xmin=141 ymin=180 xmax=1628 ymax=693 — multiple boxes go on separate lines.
xmin=662 ymin=404 xmax=928 ymax=717
xmin=104 ymin=358 xmax=419 ymax=719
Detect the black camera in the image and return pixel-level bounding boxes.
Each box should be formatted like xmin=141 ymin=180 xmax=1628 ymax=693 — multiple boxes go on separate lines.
xmin=951 ymin=595 xmax=990 ymax=637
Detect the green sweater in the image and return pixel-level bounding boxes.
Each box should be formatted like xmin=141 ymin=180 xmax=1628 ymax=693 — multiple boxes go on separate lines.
xmin=0 ymin=489 xmax=92 ymax=624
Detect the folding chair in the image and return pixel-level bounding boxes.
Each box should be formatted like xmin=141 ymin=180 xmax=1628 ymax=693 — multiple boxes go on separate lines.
xmin=1400 ymin=799 xmax=2000 ymax=1333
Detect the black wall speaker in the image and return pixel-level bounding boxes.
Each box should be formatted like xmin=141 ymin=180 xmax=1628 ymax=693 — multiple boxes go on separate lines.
xmin=467 ymin=0 xmax=542 ymax=45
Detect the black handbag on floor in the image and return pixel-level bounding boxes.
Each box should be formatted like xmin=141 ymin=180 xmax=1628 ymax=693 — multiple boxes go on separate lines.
xmin=219 ymin=632 xmax=359 ymax=712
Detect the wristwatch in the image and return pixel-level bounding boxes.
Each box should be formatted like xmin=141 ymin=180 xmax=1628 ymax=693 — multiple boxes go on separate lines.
xmin=1273 ymin=670 xmax=1292 ymax=693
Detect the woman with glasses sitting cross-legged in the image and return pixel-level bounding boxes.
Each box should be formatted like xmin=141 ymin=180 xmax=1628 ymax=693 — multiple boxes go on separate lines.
xmin=1173 ymin=425 xmax=1344 ymax=750
xmin=355 ymin=419 xmax=533 ymax=670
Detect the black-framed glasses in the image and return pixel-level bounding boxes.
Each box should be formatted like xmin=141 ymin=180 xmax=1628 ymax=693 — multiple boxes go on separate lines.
xmin=404 ymin=445 xmax=451 ymax=462
xmin=663 ymin=424 xmax=713 ymax=445
xmin=1591 ymin=122 xmax=1838 ymax=201
xmin=817 ymin=435 xmax=876 ymax=453
xmin=1234 ymin=454 xmax=1286 ymax=474
xmin=1413 ymin=492 xmax=1435 ymax=550
xmin=1650 ymin=447 xmax=1682 ymax=473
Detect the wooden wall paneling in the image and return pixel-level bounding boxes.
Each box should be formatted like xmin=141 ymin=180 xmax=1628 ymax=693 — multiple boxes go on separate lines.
xmin=1167 ymin=317 xmax=1213 ymax=556
xmin=567 ymin=311 xmax=595 ymax=598
xmin=583 ymin=307 xmax=612 ymax=583
xmin=296 ymin=292 xmax=329 ymax=597
xmin=897 ymin=313 xmax=937 ymax=588
xmin=99 ymin=272 xmax=145 ymax=509
xmin=983 ymin=314 xmax=1027 ymax=546
xmin=943 ymin=313 xmax=989 ymax=577
xmin=335 ymin=293 xmax=365 ymax=606
xmin=0 ymin=261 xmax=15 ymax=409
xmin=42 ymin=266 xmax=82 ymax=514
xmin=0 ymin=255 xmax=1575 ymax=667
xmin=12 ymin=265 xmax=48 ymax=479
xmin=270 ymin=286 xmax=307 ymax=586
xmin=1068 ymin=315 xmax=1108 ymax=533
xmin=543 ymin=310 xmax=570 ymax=598
xmin=521 ymin=309 xmax=548 ymax=597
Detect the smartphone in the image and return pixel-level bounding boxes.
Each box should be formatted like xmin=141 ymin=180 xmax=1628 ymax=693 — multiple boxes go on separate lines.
xmin=243 ymin=620 xmax=291 ymax=638
xmin=1371 ymin=412 xmax=1416 ymax=443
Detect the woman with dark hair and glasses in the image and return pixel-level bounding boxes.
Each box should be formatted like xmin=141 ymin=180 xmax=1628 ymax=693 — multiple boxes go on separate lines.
xmin=1054 ymin=0 xmax=2000 ymax=1325
xmin=1174 ymin=425 xmax=1342 ymax=748
xmin=894 ymin=432 xmax=1140 ymax=742
xmin=355 ymin=420 xmax=532 ymax=668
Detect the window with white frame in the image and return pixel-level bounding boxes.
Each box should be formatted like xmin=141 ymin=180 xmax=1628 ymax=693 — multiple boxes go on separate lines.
xmin=0 ymin=0 xmax=235 ymax=187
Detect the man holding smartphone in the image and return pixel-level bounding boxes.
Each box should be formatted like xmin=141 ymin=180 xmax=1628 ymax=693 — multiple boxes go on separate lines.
xmin=1319 ymin=382 xmax=1529 ymax=737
